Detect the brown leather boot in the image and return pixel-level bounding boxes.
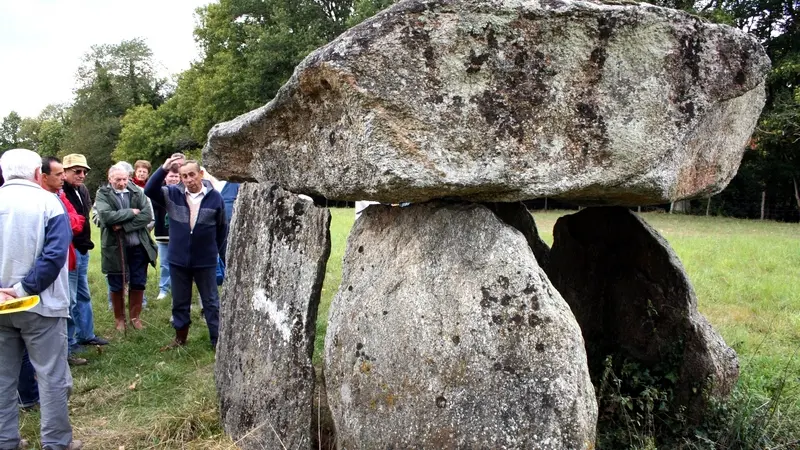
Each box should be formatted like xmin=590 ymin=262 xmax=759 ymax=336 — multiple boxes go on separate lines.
xmin=160 ymin=326 xmax=189 ymax=351
xmin=110 ymin=291 xmax=126 ymax=332
xmin=128 ymin=290 xmax=145 ymax=330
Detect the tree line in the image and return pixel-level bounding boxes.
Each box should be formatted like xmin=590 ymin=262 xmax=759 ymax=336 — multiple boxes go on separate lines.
xmin=1 ymin=0 xmax=796 ymax=221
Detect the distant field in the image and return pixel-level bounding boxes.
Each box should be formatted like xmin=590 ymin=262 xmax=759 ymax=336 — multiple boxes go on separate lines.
xmin=17 ymin=210 xmax=800 ymax=448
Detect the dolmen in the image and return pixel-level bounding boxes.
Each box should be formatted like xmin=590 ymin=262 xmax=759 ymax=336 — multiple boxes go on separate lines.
xmin=208 ymin=0 xmax=769 ymax=448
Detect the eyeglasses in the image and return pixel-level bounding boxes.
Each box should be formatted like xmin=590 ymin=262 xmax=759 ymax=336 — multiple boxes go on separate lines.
xmin=69 ymin=168 xmax=89 ymax=175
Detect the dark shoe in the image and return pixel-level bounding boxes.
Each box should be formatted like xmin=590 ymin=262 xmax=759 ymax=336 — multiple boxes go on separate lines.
xmin=111 ymin=291 xmax=126 ymax=332
xmin=18 ymin=400 xmax=39 ymax=411
xmin=160 ymin=327 xmax=189 ymax=351
xmin=79 ymin=336 xmax=109 ymax=346
xmin=68 ymin=355 xmax=88 ymax=366
xmin=129 ymin=290 xmax=145 ymax=330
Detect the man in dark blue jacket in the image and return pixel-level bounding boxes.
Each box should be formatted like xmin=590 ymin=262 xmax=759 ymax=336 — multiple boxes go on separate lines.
xmin=145 ymin=155 xmax=227 ymax=349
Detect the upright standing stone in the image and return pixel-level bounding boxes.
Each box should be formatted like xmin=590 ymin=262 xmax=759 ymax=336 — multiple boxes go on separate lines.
xmin=546 ymin=207 xmax=739 ymax=419
xmin=215 ymin=184 xmax=331 ymax=449
xmin=325 ymin=202 xmax=597 ymax=449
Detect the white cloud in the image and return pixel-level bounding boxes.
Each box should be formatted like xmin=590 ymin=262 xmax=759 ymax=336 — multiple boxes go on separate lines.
xmin=0 ymin=0 xmax=209 ymax=119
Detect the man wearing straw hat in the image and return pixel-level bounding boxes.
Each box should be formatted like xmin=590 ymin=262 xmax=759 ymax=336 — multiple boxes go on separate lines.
xmin=61 ymin=154 xmax=108 ymax=351
xmin=0 ymin=148 xmax=82 ymax=449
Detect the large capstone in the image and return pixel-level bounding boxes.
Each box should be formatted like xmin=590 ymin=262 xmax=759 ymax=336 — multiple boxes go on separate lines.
xmin=215 ymin=184 xmax=331 ymax=449
xmin=546 ymin=207 xmax=739 ymax=419
xmin=205 ymin=0 xmax=769 ymax=205
xmin=324 ymin=202 xmax=597 ymax=448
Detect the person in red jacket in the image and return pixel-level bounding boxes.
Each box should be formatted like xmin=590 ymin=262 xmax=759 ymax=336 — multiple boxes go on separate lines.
xmin=41 ymin=157 xmax=108 ymax=365
xmin=132 ymin=160 xmax=151 ymax=188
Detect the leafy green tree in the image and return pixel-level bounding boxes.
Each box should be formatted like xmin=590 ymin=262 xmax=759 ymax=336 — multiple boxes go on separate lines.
xmin=34 ymin=104 xmax=71 ymax=157
xmin=113 ymin=100 xmax=196 ymax=163
xmin=0 ymin=111 xmax=24 ymax=151
xmin=63 ymin=39 xmax=166 ymax=191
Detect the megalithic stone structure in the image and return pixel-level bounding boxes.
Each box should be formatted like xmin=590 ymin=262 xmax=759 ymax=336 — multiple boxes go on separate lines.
xmin=215 ymin=184 xmax=331 ymax=449
xmin=325 ymin=202 xmax=597 ymax=448
xmin=206 ymin=0 xmax=770 ymax=447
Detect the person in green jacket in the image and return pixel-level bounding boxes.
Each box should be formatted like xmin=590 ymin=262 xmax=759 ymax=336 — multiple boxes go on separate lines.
xmin=95 ymin=163 xmax=157 ymax=332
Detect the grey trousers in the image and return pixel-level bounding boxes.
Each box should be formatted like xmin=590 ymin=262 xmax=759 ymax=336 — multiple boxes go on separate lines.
xmin=0 ymin=313 xmax=73 ymax=450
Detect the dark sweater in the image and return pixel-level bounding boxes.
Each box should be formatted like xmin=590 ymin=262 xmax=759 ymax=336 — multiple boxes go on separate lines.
xmin=154 ymin=202 xmax=169 ymax=243
xmin=145 ymin=168 xmax=227 ymax=268
xmin=63 ymin=182 xmax=94 ymax=253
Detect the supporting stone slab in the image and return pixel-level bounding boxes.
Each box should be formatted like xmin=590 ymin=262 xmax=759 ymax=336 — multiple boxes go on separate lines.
xmin=325 ymin=202 xmax=597 ymax=448
xmin=215 ymin=183 xmax=331 ymax=449
xmin=546 ymin=206 xmax=739 ymax=419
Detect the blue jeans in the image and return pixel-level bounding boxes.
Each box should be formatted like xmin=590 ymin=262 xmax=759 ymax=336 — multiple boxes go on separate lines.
xmin=17 ymin=350 xmax=38 ymax=408
xmin=157 ymin=242 xmax=171 ymax=294
xmin=69 ymin=250 xmax=97 ymax=344
xmin=66 ymin=268 xmax=78 ymax=354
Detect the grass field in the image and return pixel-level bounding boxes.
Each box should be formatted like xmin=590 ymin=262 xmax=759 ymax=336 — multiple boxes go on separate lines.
xmin=15 ymin=209 xmax=800 ymax=448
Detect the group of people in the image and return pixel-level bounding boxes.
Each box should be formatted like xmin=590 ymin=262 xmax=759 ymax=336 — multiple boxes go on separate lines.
xmin=0 ymin=149 xmax=239 ymax=449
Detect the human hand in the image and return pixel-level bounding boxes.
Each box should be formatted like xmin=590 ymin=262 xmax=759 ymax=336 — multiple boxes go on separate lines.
xmin=0 ymin=288 xmax=18 ymax=300
xmin=132 ymin=208 xmax=141 ymax=215
xmin=162 ymin=153 xmax=185 ymax=171
xmin=112 ymin=224 xmax=122 ymax=231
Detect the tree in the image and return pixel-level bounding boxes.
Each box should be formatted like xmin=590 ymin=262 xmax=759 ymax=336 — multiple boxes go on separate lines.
xmin=34 ymin=104 xmax=71 ymax=157
xmin=0 ymin=112 xmax=24 ymax=151
xmin=63 ymin=39 xmax=166 ymax=191
xmin=113 ymin=100 xmax=197 ymax=163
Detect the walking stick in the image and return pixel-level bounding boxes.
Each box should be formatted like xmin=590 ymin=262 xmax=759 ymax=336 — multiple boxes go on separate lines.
xmin=115 ymin=229 xmax=128 ymax=296
xmin=115 ymin=228 xmax=128 ymax=335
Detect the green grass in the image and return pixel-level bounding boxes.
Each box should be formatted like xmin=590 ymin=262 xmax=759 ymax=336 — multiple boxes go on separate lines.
xmin=16 ymin=210 xmax=800 ymax=448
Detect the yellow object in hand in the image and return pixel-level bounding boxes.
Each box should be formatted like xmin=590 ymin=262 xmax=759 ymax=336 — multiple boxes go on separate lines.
xmin=0 ymin=295 xmax=40 ymax=314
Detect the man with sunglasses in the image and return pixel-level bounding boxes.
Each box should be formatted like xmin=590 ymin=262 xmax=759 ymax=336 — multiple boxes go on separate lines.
xmin=62 ymin=155 xmax=108 ymax=351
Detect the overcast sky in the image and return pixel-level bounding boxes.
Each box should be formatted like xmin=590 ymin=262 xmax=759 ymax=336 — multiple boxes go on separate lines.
xmin=0 ymin=0 xmax=209 ymax=119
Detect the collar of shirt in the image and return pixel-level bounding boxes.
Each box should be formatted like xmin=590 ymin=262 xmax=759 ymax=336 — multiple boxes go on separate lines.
xmin=113 ymin=188 xmax=129 ymax=194
xmin=186 ymin=185 xmax=208 ymax=200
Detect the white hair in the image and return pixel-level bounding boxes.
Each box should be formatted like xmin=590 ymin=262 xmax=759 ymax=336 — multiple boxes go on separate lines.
xmin=116 ymin=161 xmax=134 ymax=176
xmin=0 ymin=148 xmax=41 ymax=181
xmin=108 ymin=163 xmax=130 ymax=177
